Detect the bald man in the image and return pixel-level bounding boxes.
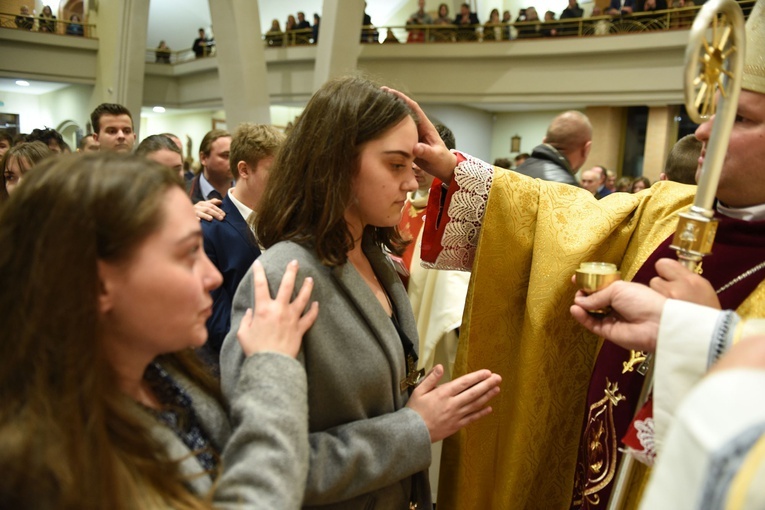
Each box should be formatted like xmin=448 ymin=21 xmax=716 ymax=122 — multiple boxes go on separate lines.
xmin=515 ymin=110 xmax=592 ymax=186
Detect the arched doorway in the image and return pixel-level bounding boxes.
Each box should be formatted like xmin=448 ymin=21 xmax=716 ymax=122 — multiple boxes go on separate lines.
xmin=56 ymin=120 xmax=82 ymax=152
xmin=62 ymin=0 xmax=84 ymax=24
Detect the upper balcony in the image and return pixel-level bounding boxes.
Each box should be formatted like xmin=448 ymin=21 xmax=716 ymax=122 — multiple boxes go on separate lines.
xmin=0 ymin=11 xmax=98 ymax=84
xmin=0 ymin=2 xmax=755 ymax=111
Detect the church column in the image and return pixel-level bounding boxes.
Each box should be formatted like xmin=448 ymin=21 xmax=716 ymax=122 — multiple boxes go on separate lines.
xmin=583 ymin=105 xmax=627 ymax=176
xmin=209 ymin=0 xmax=271 ymax=127
xmin=643 ymin=105 xmax=679 ymax=182
xmin=89 ymin=0 xmax=149 ymax=135
xmin=313 ymin=0 xmax=365 ymax=91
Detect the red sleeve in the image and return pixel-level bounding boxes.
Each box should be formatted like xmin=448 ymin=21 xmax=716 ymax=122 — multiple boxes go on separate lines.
xmin=420 ymin=153 xmax=465 ymax=264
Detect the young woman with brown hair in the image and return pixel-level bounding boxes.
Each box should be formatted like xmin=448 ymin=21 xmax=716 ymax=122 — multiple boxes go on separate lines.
xmin=0 ymin=153 xmax=318 ymax=509
xmin=220 ymin=76 xmax=502 ymax=509
xmin=1 ymin=140 xmax=53 ymax=200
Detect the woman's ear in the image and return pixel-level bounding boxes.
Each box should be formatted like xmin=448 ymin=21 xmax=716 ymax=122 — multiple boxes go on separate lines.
xmin=97 ymin=260 xmax=117 ymax=314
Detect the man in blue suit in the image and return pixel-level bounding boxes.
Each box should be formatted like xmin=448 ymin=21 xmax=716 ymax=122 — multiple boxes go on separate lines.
xmin=201 ymin=123 xmax=285 ymax=359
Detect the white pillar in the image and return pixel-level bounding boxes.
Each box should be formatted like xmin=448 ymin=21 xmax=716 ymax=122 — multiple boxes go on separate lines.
xmin=313 ymin=0 xmax=365 ymax=91
xmin=209 ymin=0 xmax=271 ymax=127
xmin=90 ymin=0 xmax=149 ymax=135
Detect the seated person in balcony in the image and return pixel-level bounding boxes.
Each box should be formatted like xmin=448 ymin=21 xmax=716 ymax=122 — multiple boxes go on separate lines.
xmin=501 ymin=10 xmax=514 ymax=39
xmin=432 ymin=3 xmax=454 ymax=41
xmin=636 ymin=0 xmax=669 ymax=12
xmin=454 ymin=2 xmax=479 ymax=41
xmin=561 ymin=0 xmax=584 ymax=19
xmin=634 ymin=0 xmax=669 ymax=25
xmin=406 ymin=0 xmax=433 ymax=43
xmin=516 ymin=6 xmax=542 ymax=38
xmin=266 ymin=19 xmax=283 ymax=47
xmin=285 ymin=14 xmax=296 ymax=33
xmin=560 ymin=0 xmax=584 ymax=35
xmin=295 ymin=11 xmax=310 ymax=30
xmin=383 ymin=28 xmax=401 ymax=43
xmin=155 ymin=40 xmax=171 ymax=63
xmin=284 ymin=15 xmax=300 ymax=45
xmin=607 ymin=0 xmax=638 ymax=16
xmin=361 ymin=3 xmax=379 ymax=43
xmin=38 ymin=5 xmax=56 ymax=33
xmin=483 ymin=8 xmax=504 ymax=41
xmin=311 ymin=13 xmax=320 ymax=43
xmin=542 ymin=10 xmax=559 ymax=36
xmin=588 ymin=6 xmax=611 ymax=34
xmin=193 ymin=28 xmax=212 ymax=57
xmin=435 ymin=3 xmax=451 ymax=24
xmin=294 ymin=11 xmax=311 ymax=44
xmin=65 ymin=14 xmax=84 ymax=36
xmin=15 ymin=5 xmax=34 ymax=30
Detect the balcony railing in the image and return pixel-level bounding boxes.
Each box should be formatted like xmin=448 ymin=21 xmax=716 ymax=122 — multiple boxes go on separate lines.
xmin=145 ymin=48 xmax=201 ymax=64
xmin=373 ymin=2 xmax=754 ymax=43
xmin=142 ymin=0 xmax=755 ymax=64
xmin=0 ymin=11 xmax=96 ymax=38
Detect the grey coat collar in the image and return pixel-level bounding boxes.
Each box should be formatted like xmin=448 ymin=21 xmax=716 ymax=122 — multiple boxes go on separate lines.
xmin=330 ymin=234 xmax=419 ymax=396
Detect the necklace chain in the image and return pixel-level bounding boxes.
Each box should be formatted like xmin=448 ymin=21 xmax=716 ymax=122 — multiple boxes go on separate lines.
xmin=715 ymin=260 xmax=765 ymax=294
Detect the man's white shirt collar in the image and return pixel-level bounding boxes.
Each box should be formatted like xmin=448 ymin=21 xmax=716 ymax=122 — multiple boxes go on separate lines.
xmin=228 ymin=188 xmax=254 ymax=229
xmin=717 ymin=201 xmax=765 ymax=221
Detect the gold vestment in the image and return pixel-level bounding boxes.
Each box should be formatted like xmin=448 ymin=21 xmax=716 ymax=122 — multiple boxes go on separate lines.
xmin=438 ymin=168 xmax=694 ymax=509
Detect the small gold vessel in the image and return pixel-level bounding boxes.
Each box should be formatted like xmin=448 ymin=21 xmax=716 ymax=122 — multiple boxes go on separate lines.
xmin=575 ymin=262 xmax=621 ymax=314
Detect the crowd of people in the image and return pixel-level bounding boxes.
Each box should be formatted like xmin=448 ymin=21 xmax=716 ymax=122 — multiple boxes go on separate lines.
xmin=0 ymin=81 xmax=505 ymax=508
xmin=400 ymin=0 xmax=695 ymax=43
xmin=2 ymin=0 xmax=765 ymax=508
xmin=265 ymin=10 xmax=320 ymax=46
xmin=12 ymin=4 xmax=85 ymax=36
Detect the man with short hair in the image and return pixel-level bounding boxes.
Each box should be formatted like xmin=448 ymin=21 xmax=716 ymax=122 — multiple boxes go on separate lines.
xmin=25 ymin=128 xmax=66 ymax=154
xmin=605 ymin=169 xmax=617 ymax=191
xmin=193 ymin=28 xmax=212 ymax=57
xmin=201 ymin=123 xmax=284 ymax=357
xmin=407 ymin=0 xmax=434 ymax=42
xmin=579 ymin=168 xmax=600 ymax=195
xmin=15 ymin=5 xmax=33 ymax=30
xmin=591 ymin=164 xmax=613 ymax=198
xmin=78 ymin=134 xmax=99 ymax=152
xmin=515 ymin=110 xmax=592 ymax=185
xmin=90 ymin=103 xmax=136 ymax=153
xmin=187 ymin=129 xmax=232 ymax=204
xmin=513 ymin=152 xmax=529 ymax=168
xmin=660 ymin=134 xmax=702 ymax=184
xmin=295 ymin=11 xmax=310 ymax=29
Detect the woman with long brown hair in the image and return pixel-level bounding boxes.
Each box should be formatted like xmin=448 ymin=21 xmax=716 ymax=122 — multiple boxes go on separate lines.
xmin=1 ymin=140 xmax=53 ymax=200
xmin=0 ymin=153 xmax=317 ymax=509
xmin=220 ymin=76 xmax=502 ymax=509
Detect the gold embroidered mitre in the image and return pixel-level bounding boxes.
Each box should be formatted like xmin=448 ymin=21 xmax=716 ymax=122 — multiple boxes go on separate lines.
xmin=743 ymin=0 xmax=765 ymax=94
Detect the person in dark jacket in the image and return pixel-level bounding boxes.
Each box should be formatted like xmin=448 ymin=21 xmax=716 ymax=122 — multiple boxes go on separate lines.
xmin=560 ymin=0 xmax=585 ymax=35
xmin=515 ymin=110 xmax=592 ymax=186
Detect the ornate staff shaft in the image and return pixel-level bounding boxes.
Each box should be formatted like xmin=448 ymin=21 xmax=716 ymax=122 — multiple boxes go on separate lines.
xmin=608 ymin=1 xmax=746 ymax=508
xmin=670 ymin=0 xmax=746 ymax=270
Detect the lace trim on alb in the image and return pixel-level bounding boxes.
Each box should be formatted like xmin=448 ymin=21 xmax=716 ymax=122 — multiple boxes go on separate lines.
xmin=430 ymin=153 xmax=494 ymax=271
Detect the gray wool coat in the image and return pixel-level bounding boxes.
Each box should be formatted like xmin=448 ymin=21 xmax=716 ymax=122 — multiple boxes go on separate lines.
xmin=146 ymin=353 xmax=309 ymax=509
xmin=220 ymin=237 xmax=433 ymax=509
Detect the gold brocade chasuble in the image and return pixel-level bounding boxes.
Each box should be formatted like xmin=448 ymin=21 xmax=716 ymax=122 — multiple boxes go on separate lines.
xmin=437 ymin=168 xmax=698 ymax=510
